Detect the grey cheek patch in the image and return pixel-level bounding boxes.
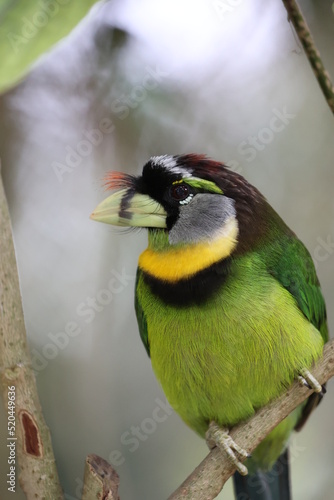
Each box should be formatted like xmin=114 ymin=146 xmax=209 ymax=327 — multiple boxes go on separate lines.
xmin=168 ymin=194 xmax=236 ymax=245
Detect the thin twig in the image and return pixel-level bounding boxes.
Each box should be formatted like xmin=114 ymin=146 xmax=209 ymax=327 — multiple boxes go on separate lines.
xmin=168 ymin=339 xmax=334 ymax=500
xmin=282 ymin=0 xmax=334 ymax=114
xmin=0 ymin=172 xmax=63 ymax=499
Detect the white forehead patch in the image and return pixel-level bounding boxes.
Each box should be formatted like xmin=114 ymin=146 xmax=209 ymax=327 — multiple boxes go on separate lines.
xmin=150 ymin=155 xmax=192 ymax=178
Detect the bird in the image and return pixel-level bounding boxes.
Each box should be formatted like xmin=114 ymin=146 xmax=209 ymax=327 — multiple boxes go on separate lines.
xmin=91 ymin=154 xmax=327 ymax=500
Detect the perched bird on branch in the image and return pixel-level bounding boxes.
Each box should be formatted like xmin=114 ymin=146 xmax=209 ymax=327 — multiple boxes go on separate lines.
xmin=91 ymin=154 xmax=327 ymax=500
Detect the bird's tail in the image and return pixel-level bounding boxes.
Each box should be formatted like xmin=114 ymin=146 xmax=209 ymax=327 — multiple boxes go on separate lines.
xmin=232 ymin=449 xmax=290 ymax=500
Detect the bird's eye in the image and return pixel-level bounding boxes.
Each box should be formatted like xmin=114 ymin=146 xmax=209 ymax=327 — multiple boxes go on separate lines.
xmin=170 ymin=183 xmax=190 ymax=202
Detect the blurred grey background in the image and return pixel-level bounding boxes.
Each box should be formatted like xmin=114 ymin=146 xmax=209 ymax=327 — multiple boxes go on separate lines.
xmin=0 ymin=0 xmax=333 ymax=499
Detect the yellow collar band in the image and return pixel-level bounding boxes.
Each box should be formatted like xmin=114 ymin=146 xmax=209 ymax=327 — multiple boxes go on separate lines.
xmin=138 ymin=217 xmax=238 ymax=282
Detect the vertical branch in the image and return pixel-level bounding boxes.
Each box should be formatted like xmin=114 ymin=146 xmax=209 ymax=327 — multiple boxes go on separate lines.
xmin=0 ymin=172 xmax=63 ymax=499
xmin=282 ymin=0 xmax=334 ymax=114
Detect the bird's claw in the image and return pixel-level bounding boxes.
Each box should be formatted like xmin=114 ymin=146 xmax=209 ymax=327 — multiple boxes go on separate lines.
xmin=298 ymin=368 xmax=322 ymax=393
xmin=206 ymin=421 xmax=249 ymax=476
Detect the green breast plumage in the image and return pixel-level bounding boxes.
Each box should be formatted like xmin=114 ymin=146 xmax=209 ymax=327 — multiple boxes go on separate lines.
xmin=135 ymin=250 xmax=325 ymax=440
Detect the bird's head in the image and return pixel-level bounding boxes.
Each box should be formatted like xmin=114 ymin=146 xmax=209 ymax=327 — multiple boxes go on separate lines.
xmin=91 ymin=154 xmax=268 ymax=255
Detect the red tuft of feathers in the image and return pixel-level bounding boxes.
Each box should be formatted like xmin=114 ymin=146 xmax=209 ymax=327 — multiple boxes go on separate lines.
xmin=103 ymin=171 xmax=136 ymax=191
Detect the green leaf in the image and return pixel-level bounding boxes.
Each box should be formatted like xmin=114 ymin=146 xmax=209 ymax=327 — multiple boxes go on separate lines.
xmin=0 ymin=0 xmax=101 ymax=94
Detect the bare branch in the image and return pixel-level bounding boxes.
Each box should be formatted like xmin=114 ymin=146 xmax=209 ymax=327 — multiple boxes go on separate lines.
xmin=82 ymin=454 xmax=120 ymax=500
xmin=0 ymin=173 xmax=63 ymax=499
xmin=169 ymin=339 xmax=334 ymax=500
xmin=282 ymin=0 xmax=334 ymax=114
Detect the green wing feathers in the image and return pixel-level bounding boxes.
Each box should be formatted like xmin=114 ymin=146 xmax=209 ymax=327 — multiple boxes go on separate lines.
xmin=266 ymin=235 xmax=328 ymax=343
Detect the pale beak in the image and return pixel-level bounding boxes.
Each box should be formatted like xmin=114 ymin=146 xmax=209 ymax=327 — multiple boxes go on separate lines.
xmin=90 ymin=189 xmax=167 ymax=228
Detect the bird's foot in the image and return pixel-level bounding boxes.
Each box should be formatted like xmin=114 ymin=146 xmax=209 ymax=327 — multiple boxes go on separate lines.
xmin=298 ymin=368 xmax=323 ymax=393
xmin=205 ymin=421 xmax=249 ymax=476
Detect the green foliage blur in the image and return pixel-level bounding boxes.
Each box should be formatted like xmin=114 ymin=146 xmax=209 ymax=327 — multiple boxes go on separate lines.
xmin=0 ymin=0 xmax=100 ymax=93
